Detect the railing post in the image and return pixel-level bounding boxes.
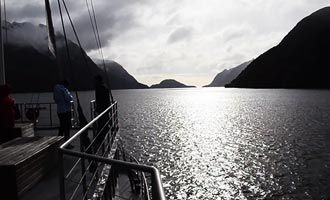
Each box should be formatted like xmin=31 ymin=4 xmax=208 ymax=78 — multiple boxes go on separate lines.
xmin=115 ymin=103 xmax=118 ymax=130
xmin=151 ymin=169 xmax=165 ymax=200
xmin=90 ymin=100 xmax=94 ymax=120
xmin=90 ymin=100 xmax=97 ymax=139
xmin=23 ymin=103 xmax=26 ymax=122
xmin=70 ymin=101 xmax=76 ymax=128
xmin=58 ymin=150 xmax=66 ymax=200
xmin=58 ymin=102 xmax=166 ymax=200
xmin=20 ymin=104 xmax=24 ymax=123
xmin=80 ymin=135 xmax=88 ymax=198
xmin=109 ymin=105 xmax=113 ymax=142
xmin=50 ymin=103 xmax=53 ymax=127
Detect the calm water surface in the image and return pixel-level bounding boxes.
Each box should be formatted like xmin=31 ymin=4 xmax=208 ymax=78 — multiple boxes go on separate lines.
xmin=14 ymin=88 xmax=330 ymax=199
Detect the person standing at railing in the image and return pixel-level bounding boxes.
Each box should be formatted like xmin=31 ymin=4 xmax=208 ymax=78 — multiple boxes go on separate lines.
xmin=94 ymin=75 xmax=110 ymax=147
xmin=0 ymin=84 xmax=15 ymax=144
xmin=53 ymin=80 xmax=74 ymax=149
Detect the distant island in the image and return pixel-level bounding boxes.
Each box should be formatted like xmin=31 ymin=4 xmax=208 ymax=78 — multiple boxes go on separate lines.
xmin=4 ymin=22 xmax=148 ymax=92
xmin=204 ymin=60 xmax=252 ymax=87
xmin=227 ymin=7 xmax=330 ymax=89
xmin=150 ymin=79 xmax=195 ymax=88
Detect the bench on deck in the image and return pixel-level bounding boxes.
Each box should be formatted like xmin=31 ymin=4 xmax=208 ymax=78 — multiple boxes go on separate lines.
xmin=0 ymin=136 xmax=64 ymax=200
xmin=13 ymin=123 xmax=34 ymax=138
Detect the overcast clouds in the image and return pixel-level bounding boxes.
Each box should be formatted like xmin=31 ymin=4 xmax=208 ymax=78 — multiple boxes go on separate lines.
xmin=6 ymin=0 xmax=330 ymax=86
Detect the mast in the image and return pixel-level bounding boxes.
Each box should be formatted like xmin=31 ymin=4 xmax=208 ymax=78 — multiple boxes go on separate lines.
xmin=0 ymin=0 xmax=5 ymax=85
xmin=45 ymin=0 xmax=63 ymax=80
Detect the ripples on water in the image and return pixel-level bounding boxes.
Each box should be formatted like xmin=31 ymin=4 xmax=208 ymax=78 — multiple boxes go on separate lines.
xmin=14 ymin=88 xmax=330 ymax=199
xmin=115 ymin=88 xmax=330 ymax=199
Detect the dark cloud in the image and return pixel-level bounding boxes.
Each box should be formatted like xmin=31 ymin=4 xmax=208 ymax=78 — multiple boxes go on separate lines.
xmin=6 ymin=0 xmax=330 ymax=86
xmin=16 ymin=4 xmax=45 ymax=18
xmin=167 ymin=26 xmax=194 ymax=44
xmin=51 ymin=0 xmax=142 ymax=51
xmin=6 ymin=3 xmax=46 ymax=23
xmin=63 ymin=12 xmax=115 ymax=51
xmin=6 ymin=0 xmax=144 ymax=51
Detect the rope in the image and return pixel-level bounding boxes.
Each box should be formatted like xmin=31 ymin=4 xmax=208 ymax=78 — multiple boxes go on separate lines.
xmin=57 ymin=0 xmax=116 ymax=129
xmin=85 ymin=0 xmax=102 ymax=61
xmin=56 ymin=0 xmax=78 ymax=102
xmin=3 ymin=0 xmax=7 ymax=43
xmin=90 ymin=0 xmax=104 ymax=61
xmin=61 ymin=0 xmax=92 ymax=77
xmin=89 ymin=0 xmax=114 ymax=102
xmin=57 ymin=0 xmax=91 ymax=131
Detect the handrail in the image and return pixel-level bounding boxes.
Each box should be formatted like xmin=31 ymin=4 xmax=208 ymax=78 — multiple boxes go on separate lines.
xmin=15 ymin=101 xmax=77 ymax=129
xmin=124 ymin=151 xmax=151 ymax=200
xmin=60 ymin=149 xmax=165 ymax=199
xmin=116 ymin=140 xmax=150 ymax=200
xmin=60 ymin=102 xmax=115 ymax=149
xmin=58 ymin=101 xmax=166 ymax=200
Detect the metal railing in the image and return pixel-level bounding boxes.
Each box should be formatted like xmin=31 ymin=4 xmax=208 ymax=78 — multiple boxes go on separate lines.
xmin=116 ymin=141 xmax=151 ymax=200
xmin=15 ymin=101 xmax=77 ymax=129
xmin=90 ymin=100 xmax=96 ymax=120
xmin=58 ymin=101 xmax=166 ymax=200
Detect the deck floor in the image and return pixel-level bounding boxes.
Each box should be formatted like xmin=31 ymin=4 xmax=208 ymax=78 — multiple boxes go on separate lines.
xmin=20 ymin=129 xmax=142 ymax=200
xmin=20 ymin=130 xmax=81 ymax=200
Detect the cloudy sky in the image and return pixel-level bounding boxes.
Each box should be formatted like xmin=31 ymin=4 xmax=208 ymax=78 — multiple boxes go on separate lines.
xmin=6 ymin=0 xmax=330 ymax=86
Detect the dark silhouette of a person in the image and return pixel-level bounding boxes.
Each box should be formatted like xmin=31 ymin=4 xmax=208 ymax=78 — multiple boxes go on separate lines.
xmin=53 ymin=80 xmax=74 ymax=148
xmin=94 ymin=75 xmax=110 ymax=148
xmin=0 ymin=84 xmax=15 ymax=144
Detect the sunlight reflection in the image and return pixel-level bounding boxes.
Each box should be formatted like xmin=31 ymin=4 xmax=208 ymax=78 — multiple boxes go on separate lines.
xmin=114 ymin=88 xmax=330 ymax=199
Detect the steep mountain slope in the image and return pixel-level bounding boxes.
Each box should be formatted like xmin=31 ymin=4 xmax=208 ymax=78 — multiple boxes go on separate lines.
xmin=204 ymin=60 xmax=251 ymax=87
xmin=4 ymin=22 xmax=147 ymax=92
xmin=99 ymin=61 xmax=148 ymax=89
xmin=227 ymin=7 xmax=330 ymax=88
xmin=5 ymin=39 xmax=103 ymax=92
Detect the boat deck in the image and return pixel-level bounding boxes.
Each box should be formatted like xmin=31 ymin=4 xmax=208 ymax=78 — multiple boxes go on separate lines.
xmin=20 ymin=129 xmax=80 ymax=200
xmin=19 ymin=129 xmax=141 ymax=200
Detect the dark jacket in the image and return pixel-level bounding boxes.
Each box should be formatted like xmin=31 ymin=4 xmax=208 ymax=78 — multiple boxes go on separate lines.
xmin=95 ymin=83 xmax=110 ymax=113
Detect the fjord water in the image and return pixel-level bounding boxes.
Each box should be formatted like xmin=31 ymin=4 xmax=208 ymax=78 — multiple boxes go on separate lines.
xmin=116 ymin=88 xmax=330 ymax=199
xmin=14 ymin=88 xmax=330 ymax=199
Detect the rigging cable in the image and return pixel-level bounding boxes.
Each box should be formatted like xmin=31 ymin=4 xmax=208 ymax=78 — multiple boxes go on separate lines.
xmin=58 ymin=0 xmax=94 ymax=151
xmin=90 ymin=0 xmax=105 ymax=65
xmin=56 ymin=0 xmax=78 ymax=101
xmin=87 ymin=0 xmax=114 ymax=101
xmin=3 ymin=0 xmax=7 ymax=43
xmin=58 ymin=0 xmax=94 ymax=102
xmin=61 ymin=0 xmax=93 ymax=77
xmin=57 ymin=0 xmax=85 ymax=129
xmin=57 ymin=0 xmax=96 ymax=130
xmin=57 ymin=0 xmax=87 ymax=129
xmin=85 ymin=0 xmax=102 ymax=60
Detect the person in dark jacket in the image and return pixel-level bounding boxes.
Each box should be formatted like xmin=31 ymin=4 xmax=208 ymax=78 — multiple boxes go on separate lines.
xmin=94 ymin=75 xmax=111 ymax=113
xmin=94 ymin=75 xmax=111 ymax=147
xmin=0 ymin=84 xmax=15 ymax=144
xmin=53 ymin=80 xmax=74 ymax=149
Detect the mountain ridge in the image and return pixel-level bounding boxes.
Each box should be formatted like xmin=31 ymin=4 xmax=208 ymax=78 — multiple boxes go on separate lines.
xmin=227 ymin=7 xmax=330 ymax=88
xmin=4 ymin=21 xmax=148 ymax=92
xmin=98 ymin=60 xmax=148 ymax=89
xmin=204 ymin=60 xmax=252 ymax=87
